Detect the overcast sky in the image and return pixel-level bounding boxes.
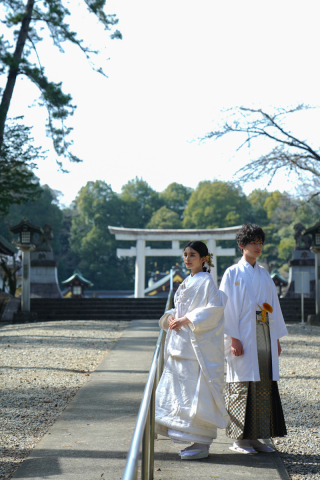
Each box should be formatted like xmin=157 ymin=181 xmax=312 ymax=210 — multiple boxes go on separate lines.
xmin=6 ymin=0 xmax=320 ymax=206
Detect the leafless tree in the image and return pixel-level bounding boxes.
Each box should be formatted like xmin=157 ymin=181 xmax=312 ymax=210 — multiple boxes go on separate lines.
xmin=203 ymin=105 xmax=320 ymax=196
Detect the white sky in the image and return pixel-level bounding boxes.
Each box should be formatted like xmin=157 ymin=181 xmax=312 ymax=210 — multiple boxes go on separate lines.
xmin=5 ymin=0 xmax=320 ymax=206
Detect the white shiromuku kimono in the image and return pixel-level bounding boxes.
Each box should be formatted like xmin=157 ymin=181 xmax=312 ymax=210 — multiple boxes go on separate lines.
xmin=155 ymin=272 xmax=230 ymax=444
xmin=220 ymin=257 xmax=288 ymax=383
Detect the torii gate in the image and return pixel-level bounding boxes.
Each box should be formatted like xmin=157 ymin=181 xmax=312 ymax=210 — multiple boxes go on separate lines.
xmin=109 ymin=226 xmax=240 ymax=298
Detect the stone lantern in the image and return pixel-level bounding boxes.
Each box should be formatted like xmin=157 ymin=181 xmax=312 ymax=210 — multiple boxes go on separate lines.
xmin=10 ymin=219 xmax=41 ymax=313
xmin=304 ymin=221 xmax=320 ymax=324
xmin=62 ymin=270 xmax=93 ymax=298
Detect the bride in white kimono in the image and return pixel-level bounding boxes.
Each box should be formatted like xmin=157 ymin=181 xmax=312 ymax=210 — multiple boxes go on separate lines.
xmin=155 ymin=241 xmax=230 ymax=460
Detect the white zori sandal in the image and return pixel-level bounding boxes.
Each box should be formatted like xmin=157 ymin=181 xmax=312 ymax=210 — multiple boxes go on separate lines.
xmin=179 ymin=443 xmax=209 ymax=460
xmin=250 ymin=440 xmax=275 ymax=452
xmin=229 ymin=440 xmax=258 ymax=454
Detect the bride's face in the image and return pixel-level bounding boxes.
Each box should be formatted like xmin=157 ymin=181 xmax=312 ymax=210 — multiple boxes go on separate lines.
xmin=183 ymin=247 xmax=206 ymax=275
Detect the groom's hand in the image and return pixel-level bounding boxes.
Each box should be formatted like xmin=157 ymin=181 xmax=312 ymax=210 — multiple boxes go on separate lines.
xmin=231 ymin=337 xmax=244 ymax=356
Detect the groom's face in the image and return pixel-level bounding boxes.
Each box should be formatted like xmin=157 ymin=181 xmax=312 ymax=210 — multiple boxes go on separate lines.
xmin=240 ymin=239 xmax=263 ymax=260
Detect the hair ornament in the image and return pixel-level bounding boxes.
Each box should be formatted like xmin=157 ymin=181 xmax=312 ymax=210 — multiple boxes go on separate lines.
xmin=205 ymin=253 xmax=214 ymax=268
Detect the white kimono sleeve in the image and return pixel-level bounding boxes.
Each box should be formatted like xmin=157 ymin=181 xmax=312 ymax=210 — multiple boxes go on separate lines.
xmin=270 ymin=280 xmax=288 ymax=339
xmin=159 ymin=308 xmax=175 ymax=331
xmin=219 ymin=270 xmax=241 ymax=340
xmin=186 ymin=280 xmax=227 ymax=334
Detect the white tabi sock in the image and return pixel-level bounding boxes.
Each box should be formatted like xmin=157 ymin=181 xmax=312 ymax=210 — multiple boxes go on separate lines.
xmin=234 ymin=440 xmax=251 ymax=448
xmin=249 ymin=439 xmax=265 ymax=447
xmin=180 ymin=443 xmax=210 ymax=456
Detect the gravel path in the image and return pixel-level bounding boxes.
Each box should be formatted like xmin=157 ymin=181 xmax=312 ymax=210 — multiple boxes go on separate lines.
xmin=275 ymin=323 xmax=320 ymax=480
xmin=0 ymin=320 xmax=128 ymax=480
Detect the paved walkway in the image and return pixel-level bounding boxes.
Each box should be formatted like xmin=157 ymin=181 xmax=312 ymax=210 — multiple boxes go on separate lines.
xmin=12 ymin=320 xmax=290 ymax=480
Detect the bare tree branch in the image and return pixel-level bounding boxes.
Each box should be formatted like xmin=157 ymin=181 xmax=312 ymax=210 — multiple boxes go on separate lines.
xmin=202 ymin=105 xmax=320 ymax=189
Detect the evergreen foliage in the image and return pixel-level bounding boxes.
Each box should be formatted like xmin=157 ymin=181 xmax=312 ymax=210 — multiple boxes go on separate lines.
xmin=183 ymin=180 xmax=250 ymax=229
xmin=0 ymin=119 xmax=42 ymax=217
xmin=147 ymin=207 xmax=182 ymax=230
xmin=159 ymin=183 xmax=192 ymax=219
xmin=120 ymin=178 xmax=163 ymax=228
xmin=0 ymin=184 xmax=63 ymax=253
xmin=1 ymin=178 xmax=318 ymax=290
xmin=69 ymin=180 xmax=135 ymax=290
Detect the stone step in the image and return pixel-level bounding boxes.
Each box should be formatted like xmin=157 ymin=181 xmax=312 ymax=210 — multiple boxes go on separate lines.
xmin=279 ymin=297 xmax=315 ymax=322
xmin=30 ymin=300 xmax=166 ymax=306
xmin=31 ymin=298 xmax=167 ymax=303
xmin=31 ymin=308 xmax=164 ymax=318
xmin=29 ymin=297 xmax=168 ymax=322
xmin=30 ymin=305 xmax=166 ymax=312
xmin=280 ymin=306 xmax=315 ymax=311
xmin=30 ymin=302 xmax=166 ymax=309
xmin=280 ymin=300 xmax=314 ymax=303
xmin=34 ymin=313 xmax=161 ymax=321
xmin=28 ymin=314 xmax=165 ymax=321
xmin=30 ymin=304 xmax=166 ymax=310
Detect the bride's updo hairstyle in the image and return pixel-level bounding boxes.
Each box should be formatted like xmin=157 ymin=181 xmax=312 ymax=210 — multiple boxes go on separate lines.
xmin=183 ymin=241 xmax=211 ymax=273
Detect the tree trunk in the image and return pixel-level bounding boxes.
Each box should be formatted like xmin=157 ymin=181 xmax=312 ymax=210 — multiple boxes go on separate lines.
xmin=0 ymin=0 xmax=35 ymax=151
xmin=0 ymin=260 xmax=18 ymax=296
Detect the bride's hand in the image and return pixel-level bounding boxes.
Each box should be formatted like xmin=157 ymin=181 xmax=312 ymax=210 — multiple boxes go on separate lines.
xmin=166 ymin=315 xmax=175 ymax=330
xmin=168 ymin=316 xmax=190 ymax=330
xmin=168 ymin=315 xmax=176 ymax=329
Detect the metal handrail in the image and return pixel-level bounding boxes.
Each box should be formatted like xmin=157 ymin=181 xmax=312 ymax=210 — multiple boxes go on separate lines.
xmin=122 ymin=291 xmax=172 ymax=480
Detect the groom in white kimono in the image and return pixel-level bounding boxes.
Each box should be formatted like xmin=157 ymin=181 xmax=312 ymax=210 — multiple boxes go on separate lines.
xmin=220 ymin=223 xmax=287 ymax=454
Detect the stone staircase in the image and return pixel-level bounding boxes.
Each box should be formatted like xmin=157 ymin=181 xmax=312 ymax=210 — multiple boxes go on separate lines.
xmin=30 ymin=297 xmax=167 ymax=322
xmin=27 ymin=297 xmax=316 ymax=323
xmin=279 ymin=297 xmax=315 ymax=322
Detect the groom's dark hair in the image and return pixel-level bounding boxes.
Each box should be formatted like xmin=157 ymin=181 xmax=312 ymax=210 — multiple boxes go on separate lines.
xmin=236 ymin=223 xmax=265 ymax=252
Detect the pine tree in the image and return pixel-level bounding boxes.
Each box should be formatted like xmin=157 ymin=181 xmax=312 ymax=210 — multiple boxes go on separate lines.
xmin=0 ymin=1 xmax=121 ymax=215
xmin=0 ymin=0 xmax=121 ymax=161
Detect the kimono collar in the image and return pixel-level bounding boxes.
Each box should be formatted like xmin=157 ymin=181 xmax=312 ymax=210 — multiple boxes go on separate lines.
xmin=176 ymin=272 xmax=208 ymax=304
xmin=239 ymin=256 xmax=256 ymax=270
xmin=237 ymin=256 xmax=259 ymax=306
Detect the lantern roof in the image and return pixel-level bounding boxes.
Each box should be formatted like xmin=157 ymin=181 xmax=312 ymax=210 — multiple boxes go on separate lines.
xmin=270 ymin=268 xmax=288 ymax=285
xmin=304 ymin=221 xmax=320 ymax=235
xmin=0 ymin=234 xmax=17 ymax=256
xmin=62 ymin=269 xmax=93 ymax=287
xmin=10 ymin=218 xmax=41 ymax=234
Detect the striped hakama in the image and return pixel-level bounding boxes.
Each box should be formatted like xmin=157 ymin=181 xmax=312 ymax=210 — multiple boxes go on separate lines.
xmin=225 ymin=313 xmax=287 ymax=440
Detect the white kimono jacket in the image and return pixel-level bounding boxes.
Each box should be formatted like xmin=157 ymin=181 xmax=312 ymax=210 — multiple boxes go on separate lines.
xmin=155 ymin=272 xmax=230 ymax=439
xmin=220 ymin=257 xmax=288 ymax=383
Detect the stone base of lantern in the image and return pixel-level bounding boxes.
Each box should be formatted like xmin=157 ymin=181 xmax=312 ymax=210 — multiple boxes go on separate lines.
xmin=30 ymin=282 xmax=62 ymax=298
xmin=13 ymin=311 xmax=38 ymax=323
xmin=284 ymin=249 xmax=315 ymax=298
xmin=307 ymin=313 xmax=320 ymax=325
xmin=30 ymin=252 xmax=62 ymax=299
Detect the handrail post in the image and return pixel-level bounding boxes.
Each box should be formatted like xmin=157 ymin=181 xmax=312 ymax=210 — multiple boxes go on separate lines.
xmin=156 ymin=287 xmax=171 ymax=386
xmin=142 ymin=408 xmax=150 ymax=479
xmin=148 ymin=379 xmax=156 ymax=480
xmin=156 ymin=329 xmax=166 ymax=387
